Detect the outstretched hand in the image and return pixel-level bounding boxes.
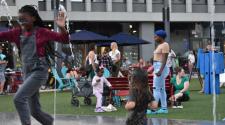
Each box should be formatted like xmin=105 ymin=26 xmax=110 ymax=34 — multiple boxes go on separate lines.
xmin=56 ymin=11 xmax=66 ymax=28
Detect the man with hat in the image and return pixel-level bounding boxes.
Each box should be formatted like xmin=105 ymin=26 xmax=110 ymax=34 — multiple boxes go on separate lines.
xmin=147 ymin=30 xmax=170 ymax=114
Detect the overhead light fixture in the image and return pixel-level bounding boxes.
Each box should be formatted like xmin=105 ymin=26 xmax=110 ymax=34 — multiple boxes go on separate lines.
xmin=129 ymin=25 xmax=133 ymax=29
xmin=48 ymin=24 xmax=52 ymax=27
xmin=133 ymin=30 xmax=137 ymax=33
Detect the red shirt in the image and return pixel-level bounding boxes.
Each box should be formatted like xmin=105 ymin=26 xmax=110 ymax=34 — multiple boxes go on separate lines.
xmin=0 ymin=27 xmax=69 ymax=57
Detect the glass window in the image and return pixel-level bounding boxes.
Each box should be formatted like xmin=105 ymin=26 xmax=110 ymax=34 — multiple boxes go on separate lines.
xmin=152 ymin=0 xmax=163 ymax=4
xmin=172 ymin=0 xmax=185 ymax=4
xmin=133 ymin=0 xmax=146 ymax=3
xmin=91 ymin=0 xmax=105 ymax=2
xmin=112 ymin=0 xmax=125 ymax=3
xmin=71 ymin=0 xmax=85 ymax=2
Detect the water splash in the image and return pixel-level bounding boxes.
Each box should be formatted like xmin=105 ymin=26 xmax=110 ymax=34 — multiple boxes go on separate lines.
xmin=208 ymin=1 xmax=217 ymax=125
xmin=58 ymin=4 xmax=75 ymax=65
xmin=53 ymin=4 xmax=76 ymax=125
xmin=0 ymin=0 xmax=12 ymax=27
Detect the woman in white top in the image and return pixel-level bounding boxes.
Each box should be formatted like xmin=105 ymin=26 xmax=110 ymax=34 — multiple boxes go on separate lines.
xmin=109 ymin=42 xmax=121 ymax=77
xmin=86 ymin=44 xmax=98 ymax=79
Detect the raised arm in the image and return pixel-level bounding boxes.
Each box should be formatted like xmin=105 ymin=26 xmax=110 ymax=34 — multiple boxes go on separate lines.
xmin=0 ymin=28 xmax=20 ymax=43
xmin=44 ymin=11 xmax=69 ymax=43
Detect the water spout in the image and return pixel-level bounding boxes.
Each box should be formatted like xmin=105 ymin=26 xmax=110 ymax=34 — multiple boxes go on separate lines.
xmin=0 ymin=0 xmax=12 ymax=27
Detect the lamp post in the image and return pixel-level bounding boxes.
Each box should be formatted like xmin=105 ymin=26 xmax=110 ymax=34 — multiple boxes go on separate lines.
xmin=163 ymin=0 xmax=171 ymax=43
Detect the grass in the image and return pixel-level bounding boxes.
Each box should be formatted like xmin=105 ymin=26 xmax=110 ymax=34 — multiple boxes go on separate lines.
xmin=0 ymin=78 xmax=225 ymax=121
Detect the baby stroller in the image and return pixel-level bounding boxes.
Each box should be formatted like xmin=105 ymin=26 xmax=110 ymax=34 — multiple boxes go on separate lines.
xmin=71 ymin=77 xmax=93 ymax=107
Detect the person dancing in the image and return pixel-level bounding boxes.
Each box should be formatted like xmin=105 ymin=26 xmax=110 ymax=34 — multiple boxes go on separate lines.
xmin=0 ymin=5 xmax=69 ymax=125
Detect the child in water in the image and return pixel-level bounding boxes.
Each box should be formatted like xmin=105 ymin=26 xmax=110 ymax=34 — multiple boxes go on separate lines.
xmin=0 ymin=5 xmax=69 ymax=125
xmin=125 ymin=68 xmax=157 ymax=125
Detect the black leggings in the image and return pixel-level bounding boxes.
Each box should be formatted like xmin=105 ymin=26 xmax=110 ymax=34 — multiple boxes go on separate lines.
xmin=177 ymin=94 xmax=190 ymax=102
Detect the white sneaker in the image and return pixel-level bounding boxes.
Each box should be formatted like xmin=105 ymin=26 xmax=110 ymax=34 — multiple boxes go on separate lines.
xmin=172 ymin=103 xmax=183 ymax=109
xmin=177 ymin=105 xmax=183 ymax=109
xmin=102 ymin=104 xmax=117 ymax=112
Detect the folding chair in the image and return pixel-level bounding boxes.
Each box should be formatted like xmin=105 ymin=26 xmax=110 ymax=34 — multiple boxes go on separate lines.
xmin=51 ymin=67 xmax=76 ymax=91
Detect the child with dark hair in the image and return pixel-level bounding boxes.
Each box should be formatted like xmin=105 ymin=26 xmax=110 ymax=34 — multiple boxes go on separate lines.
xmin=92 ymin=67 xmax=112 ymax=112
xmin=125 ymin=68 xmax=157 ymax=125
xmin=0 ymin=5 xmax=69 ymax=125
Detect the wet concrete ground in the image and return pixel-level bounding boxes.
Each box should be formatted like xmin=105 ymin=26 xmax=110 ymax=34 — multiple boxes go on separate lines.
xmin=0 ymin=112 xmax=224 ymax=125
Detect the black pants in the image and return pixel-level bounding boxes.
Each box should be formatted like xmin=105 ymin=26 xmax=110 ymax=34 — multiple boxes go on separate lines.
xmin=177 ymin=94 xmax=190 ymax=102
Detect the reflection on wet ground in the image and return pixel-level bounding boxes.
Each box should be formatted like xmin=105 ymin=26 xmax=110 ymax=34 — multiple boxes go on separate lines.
xmin=0 ymin=112 xmax=224 ymax=125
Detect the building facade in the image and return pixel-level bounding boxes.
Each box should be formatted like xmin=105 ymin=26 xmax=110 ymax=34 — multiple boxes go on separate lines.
xmin=1 ymin=0 xmax=225 ymax=66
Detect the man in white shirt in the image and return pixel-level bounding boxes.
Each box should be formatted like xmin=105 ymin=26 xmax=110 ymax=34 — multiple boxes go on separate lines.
xmin=188 ymin=51 xmax=195 ymax=78
xmin=167 ymin=49 xmax=176 ymax=75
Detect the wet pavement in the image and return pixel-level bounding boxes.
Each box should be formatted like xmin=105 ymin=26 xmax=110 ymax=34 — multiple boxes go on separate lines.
xmin=0 ymin=112 xmax=224 ymax=125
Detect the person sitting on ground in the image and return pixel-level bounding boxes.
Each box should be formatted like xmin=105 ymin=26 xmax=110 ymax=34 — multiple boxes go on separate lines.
xmin=170 ymin=67 xmax=190 ymax=108
xmin=125 ymin=68 xmax=157 ymax=125
xmin=92 ymin=67 xmax=112 ymax=112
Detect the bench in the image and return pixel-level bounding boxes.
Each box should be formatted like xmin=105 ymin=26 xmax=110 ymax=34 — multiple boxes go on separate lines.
xmin=107 ymin=75 xmax=173 ymax=105
xmin=5 ymin=71 xmax=23 ymax=93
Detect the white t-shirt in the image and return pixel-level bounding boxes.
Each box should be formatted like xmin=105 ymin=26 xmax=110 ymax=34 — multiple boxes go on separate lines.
xmin=109 ymin=49 xmax=120 ymax=61
xmin=188 ymin=54 xmax=195 ymax=64
xmin=92 ymin=75 xmax=111 ymax=94
xmin=166 ymin=49 xmax=176 ymax=67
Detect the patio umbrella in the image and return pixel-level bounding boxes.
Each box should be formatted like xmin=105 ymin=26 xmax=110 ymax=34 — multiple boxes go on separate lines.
xmin=98 ymin=32 xmax=151 ymax=46
xmin=70 ymin=30 xmax=112 ymax=44
xmin=69 ymin=30 xmax=112 ymax=65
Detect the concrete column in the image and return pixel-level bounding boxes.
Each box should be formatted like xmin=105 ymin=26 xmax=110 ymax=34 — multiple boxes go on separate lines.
xmin=186 ymin=0 xmax=192 ymax=13
xmin=46 ymin=0 xmax=52 ymax=11
xmin=146 ymin=0 xmax=152 ymax=12
xmin=169 ymin=0 xmax=172 ymax=12
xmin=126 ymin=0 xmax=132 ymax=12
xmin=66 ymin=0 xmax=71 ymax=11
xmin=208 ymin=0 xmax=215 ymax=13
xmin=163 ymin=0 xmax=171 ymax=43
xmin=106 ymin=0 xmax=112 ymax=12
xmin=85 ymin=0 xmax=91 ymax=12
xmin=139 ymin=23 xmax=155 ymax=61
